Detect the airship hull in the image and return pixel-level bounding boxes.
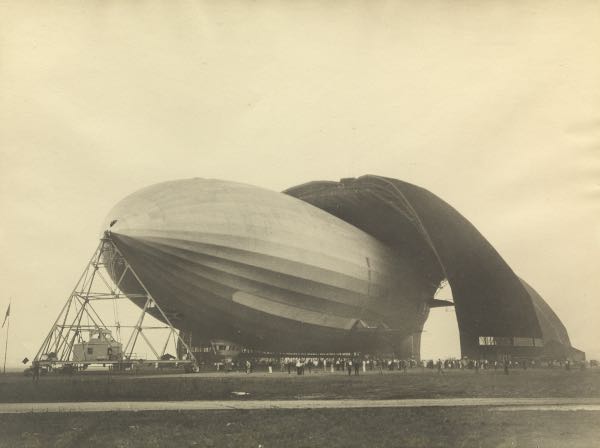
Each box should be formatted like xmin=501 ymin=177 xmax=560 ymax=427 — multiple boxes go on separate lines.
xmin=104 ymin=178 xmax=434 ymax=354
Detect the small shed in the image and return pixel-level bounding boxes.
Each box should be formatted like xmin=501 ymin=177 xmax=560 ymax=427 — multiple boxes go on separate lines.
xmin=73 ymin=329 xmax=122 ymax=362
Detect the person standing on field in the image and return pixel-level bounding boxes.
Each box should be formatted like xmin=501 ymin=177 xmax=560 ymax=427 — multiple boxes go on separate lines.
xmin=32 ymin=361 xmax=40 ymax=383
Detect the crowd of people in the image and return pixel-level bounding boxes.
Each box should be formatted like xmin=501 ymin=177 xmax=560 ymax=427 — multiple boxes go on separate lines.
xmin=27 ymin=355 xmax=593 ymax=380
xmin=209 ymin=355 xmax=591 ymax=375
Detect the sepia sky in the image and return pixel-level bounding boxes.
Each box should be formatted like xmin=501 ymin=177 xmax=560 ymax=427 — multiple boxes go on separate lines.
xmin=1 ymin=1 xmax=599 ymax=366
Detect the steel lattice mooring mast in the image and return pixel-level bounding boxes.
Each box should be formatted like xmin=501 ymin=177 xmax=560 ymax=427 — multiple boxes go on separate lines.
xmin=34 ymin=232 xmax=198 ymax=371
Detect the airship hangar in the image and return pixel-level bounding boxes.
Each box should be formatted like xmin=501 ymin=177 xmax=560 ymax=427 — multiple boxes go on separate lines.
xmin=93 ymin=175 xmax=583 ymax=362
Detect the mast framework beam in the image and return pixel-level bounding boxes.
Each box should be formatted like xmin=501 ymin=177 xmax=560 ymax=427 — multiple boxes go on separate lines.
xmin=33 ymin=233 xmax=198 ymax=369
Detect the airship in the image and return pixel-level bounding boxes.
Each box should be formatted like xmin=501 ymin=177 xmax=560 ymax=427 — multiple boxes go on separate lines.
xmin=103 ymin=175 xmax=582 ymax=360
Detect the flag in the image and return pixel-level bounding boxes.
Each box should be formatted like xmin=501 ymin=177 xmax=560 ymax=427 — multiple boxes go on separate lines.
xmin=1 ymin=304 xmax=9 ymax=328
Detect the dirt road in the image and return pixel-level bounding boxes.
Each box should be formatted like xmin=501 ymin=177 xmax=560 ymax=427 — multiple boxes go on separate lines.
xmin=2 ymin=397 xmax=600 ymax=413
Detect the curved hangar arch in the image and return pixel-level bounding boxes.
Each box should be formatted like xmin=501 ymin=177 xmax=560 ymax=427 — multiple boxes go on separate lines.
xmin=284 ymin=175 xmax=580 ymax=359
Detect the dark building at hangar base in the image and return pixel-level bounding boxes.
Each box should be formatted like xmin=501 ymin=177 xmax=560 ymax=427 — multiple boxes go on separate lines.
xmin=103 ymin=175 xmax=583 ymax=361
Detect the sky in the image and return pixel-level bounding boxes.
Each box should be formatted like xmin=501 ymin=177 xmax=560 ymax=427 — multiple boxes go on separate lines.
xmin=1 ymin=1 xmax=599 ymax=366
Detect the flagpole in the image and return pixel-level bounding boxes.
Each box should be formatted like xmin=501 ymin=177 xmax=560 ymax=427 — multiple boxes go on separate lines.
xmin=3 ymin=300 xmax=9 ymax=374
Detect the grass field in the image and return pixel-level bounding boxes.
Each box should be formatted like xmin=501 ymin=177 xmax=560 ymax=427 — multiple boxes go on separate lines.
xmin=1 ymin=368 xmax=599 ymax=403
xmin=1 ymin=407 xmax=599 ymax=448
xmin=2 ymin=369 xmax=599 ymax=447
